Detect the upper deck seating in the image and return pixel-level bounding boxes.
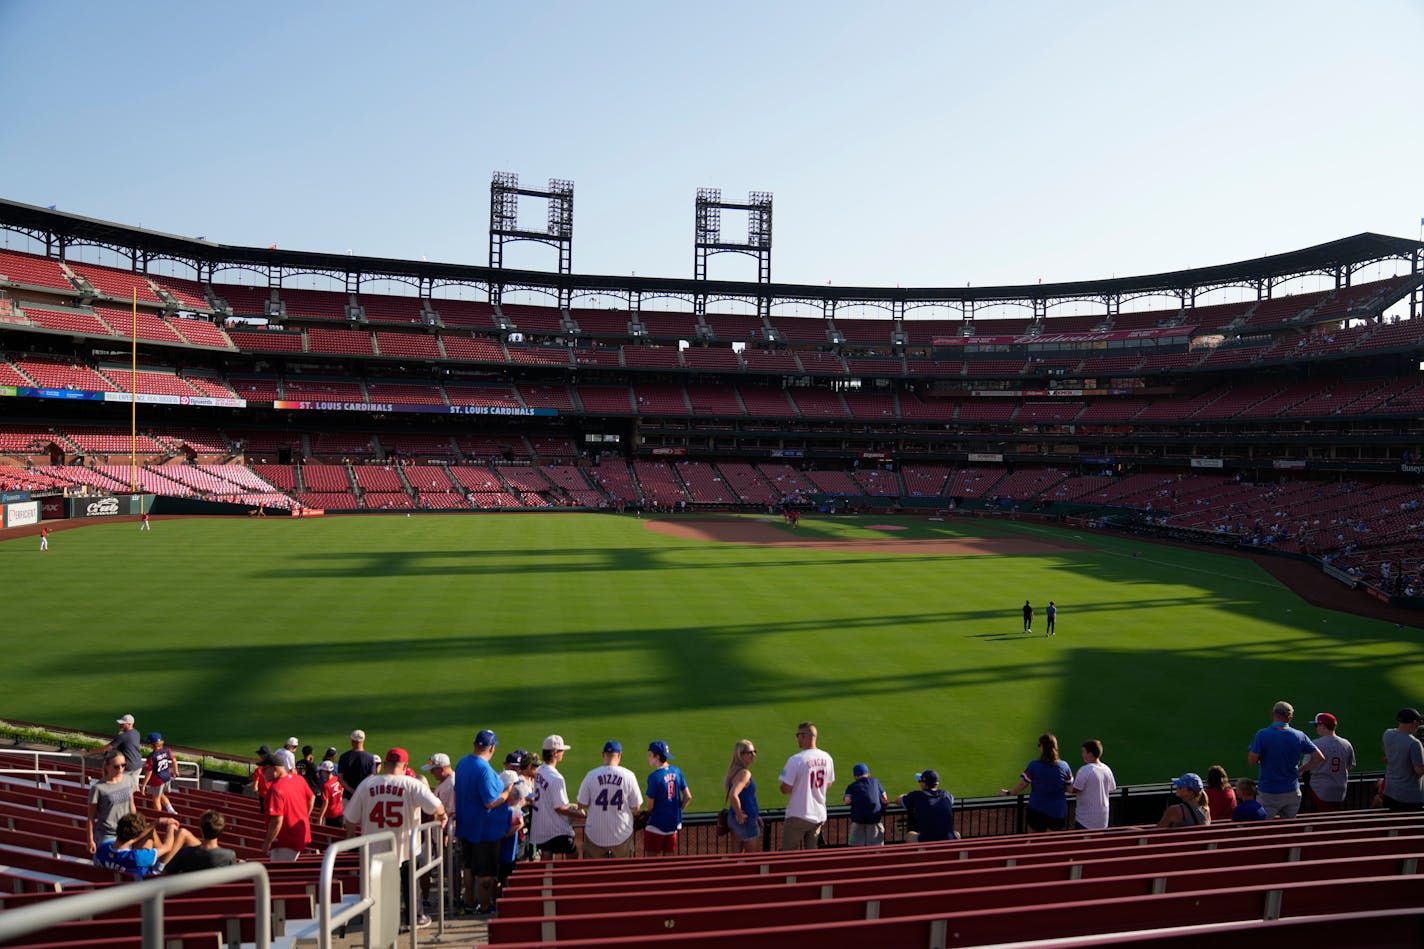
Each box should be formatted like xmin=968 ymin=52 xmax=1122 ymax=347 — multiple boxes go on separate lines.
xmin=433 ymin=298 xmax=499 ymax=329
xmin=18 ymin=304 xmax=114 ymax=337
xmin=639 ymin=311 xmax=701 ymax=340
xmin=685 ymin=384 xmax=745 ymax=417
xmin=278 ymin=287 xmax=350 ymax=321
xmin=373 ymin=330 xmax=441 ymax=359
xmin=211 ymin=284 xmax=275 ymax=316
xmin=166 ymin=315 xmax=233 ymax=348
xmin=740 ymin=349 xmax=799 ymax=375
xmin=92 ymin=306 xmax=184 ymax=344
xmin=227 ymin=328 xmax=304 ymax=353
xmin=787 ymin=388 xmax=848 ymax=418
xmin=769 ymin=315 xmax=831 ymax=343
xmin=834 ymin=318 xmax=894 ymax=345
xmin=682 ymin=347 xmax=743 ymax=372
xmin=577 ymin=385 xmax=635 ymax=414
xmin=66 ymin=261 xmax=163 ymax=304
xmin=306 ymin=327 xmax=374 ymax=356
xmin=633 ymin=384 xmax=690 ymax=416
xmin=149 ymin=274 xmax=213 ymax=311
xmin=0 ymin=249 xmax=77 ymax=291
xmin=440 ymin=333 xmax=508 ymax=362
xmin=357 ymin=291 xmax=424 ymax=325
xmin=501 ymin=303 xmax=565 ymax=334
xmin=795 ymin=352 xmax=847 ymax=376
xmin=703 ymin=312 xmax=765 ymax=342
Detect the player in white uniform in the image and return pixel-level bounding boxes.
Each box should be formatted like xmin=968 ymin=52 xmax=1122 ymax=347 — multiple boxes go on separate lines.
xmin=346 ymin=748 xmax=447 ymax=927
xmin=531 ymin=735 xmax=578 ymax=859
xmin=779 ymin=721 xmax=835 ymax=850
xmin=575 ymin=740 xmax=643 ymax=858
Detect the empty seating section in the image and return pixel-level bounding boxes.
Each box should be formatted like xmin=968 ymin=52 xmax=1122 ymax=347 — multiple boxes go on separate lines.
xmin=740 ymin=349 xmax=798 ymax=374
xmin=457 ymin=434 xmax=530 ymax=458
xmin=898 ymin=393 xmax=956 ymax=420
xmin=449 ymin=465 xmax=518 ymax=506
xmin=0 ymin=424 xmax=63 ymax=453
xmin=357 ymin=291 xmax=424 ymax=324
xmin=578 ymin=385 xmax=635 ymax=414
xmin=365 ymin=381 xmax=446 ymax=405
xmin=542 ymin=465 xmax=606 ymax=505
xmin=382 ymin=433 xmax=457 ymax=456
xmin=440 ymin=334 xmax=508 ymax=362
xmin=519 ymin=384 xmax=576 ymax=411
xmin=758 ymin=464 xmax=816 ymax=497
xmin=632 ymin=461 xmax=688 ymax=505
xmin=252 ymin=463 xmax=298 ymax=490
xmin=227 ymin=328 xmax=304 ymax=352
xmin=639 ymin=311 xmax=701 ymax=340
xmin=1135 ymin=391 xmax=1220 ymax=421
xmin=374 ymin=331 xmax=440 ymax=359
xmin=212 ymin=283 xmax=273 ymax=316
xmin=1192 ymin=382 xmax=1280 ymax=420
xmin=1242 ymin=288 xmax=1332 ymax=327
xmin=351 ymin=466 xmax=405 ymax=492
xmin=703 ymin=312 xmax=764 ymax=341
xmin=43 ymin=465 xmax=128 ymax=492
xmin=1174 ymin=299 xmax=1252 ymax=330
xmin=96 ymin=464 xmax=189 ymax=495
xmin=364 ymin=491 xmax=415 ymax=509
xmin=795 ymin=352 xmax=847 ymax=375
xmin=900 ymin=319 xmax=962 ymax=346
xmin=149 ymin=273 xmax=212 ymax=311
xmin=956 ymin=400 xmax=1017 ymax=422
xmin=12 ymin=355 xmax=117 ymax=391
xmin=682 ymin=347 xmax=742 ymax=372
xmin=834 ymin=317 xmax=893 ymax=345
xmin=1078 ymin=399 xmax=1147 ymax=423
xmin=1016 ymin=401 xmax=1084 ymax=423
xmin=506 ymin=343 xmax=571 ymax=367
xmin=964 ymin=359 xmax=1025 ymax=376
xmin=0 ymin=249 xmax=77 ymax=291
xmin=1139 ymin=351 xmax=1204 ymax=371
xmin=993 ymin=468 xmax=1069 ymax=500
xmin=166 ymin=315 xmax=233 ymax=348
xmin=574 ymin=347 xmax=623 ymax=369
xmin=900 ymin=463 xmax=951 ymax=496
xmin=300 ymin=464 xmax=355 ymax=493
xmin=633 ymin=384 xmax=690 ymax=415
xmin=228 ymin=376 xmax=282 ymax=402
xmin=850 ymin=469 xmax=901 ymax=495
xmin=949 ymin=467 xmax=1007 ymax=498
xmin=675 ymin=461 xmax=735 ymax=503
xmin=685 ymin=384 xmax=745 ymax=417
xmin=281 ymin=379 xmax=365 ymax=402
xmin=969 ymin=317 xmax=1030 ymax=335
xmin=529 ymin=436 xmax=578 ymax=458
xmin=501 ymin=303 xmax=564 ymax=334
xmin=622 ymin=345 xmax=682 ymax=369
xmin=444 ymin=384 xmax=520 ymax=408
xmin=716 ymin=462 xmax=777 ymax=504
xmin=1078 ymin=354 xmax=1144 ymax=375
xmin=569 ymin=308 xmax=631 ymax=336
xmin=432 ymin=298 xmax=498 ymax=328
xmin=21 ymin=303 xmax=114 ymax=336
xmin=845 ymin=356 xmax=904 ymax=377
xmin=1038 ymin=313 xmax=1102 ymax=332
xmin=279 ymin=287 xmax=349 ymax=320
xmin=1356 ymin=317 xmax=1424 ymax=352
xmin=101 ymin=368 xmax=203 ymax=397
xmin=738 ymin=387 xmax=796 ymax=417
xmin=92 ymin=305 xmax=184 ymax=344
xmin=66 ymin=260 xmax=162 ymax=303
xmin=311 ymin=432 xmax=375 ymax=456
xmin=61 ymin=427 xmax=163 ymax=454
xmin=296 ymin=491 xmax=359 ymax=510
xmin=770 ymin=315 xmax=829 ymax=342
xmin=788 ymin=388 xmax=849 ymax=418
xmin=904 ymin=358 xmax=963 ymax=376
xmin=1196 ymin=341 xmax=1268 ymax=368
xmin=806 ymin=469 xmax=860 ymax=494
xmin=588 ymin=459 xmax=640 ymax=502
xmin=306 ymin=327 xmax=374 ymax=356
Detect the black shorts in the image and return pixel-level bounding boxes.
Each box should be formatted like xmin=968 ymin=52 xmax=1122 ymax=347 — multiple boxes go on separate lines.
xmin=462 ymin=839 xmax=500 ymax=876
xmin=1025 ymin=806 xmax=1067 ymax=832
xmin=535 ymin=834 xmax=576 ymax=855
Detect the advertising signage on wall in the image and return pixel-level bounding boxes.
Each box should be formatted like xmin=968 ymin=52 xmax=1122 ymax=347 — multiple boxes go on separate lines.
xmin=272 ymin=400 xmax=557 ymax=417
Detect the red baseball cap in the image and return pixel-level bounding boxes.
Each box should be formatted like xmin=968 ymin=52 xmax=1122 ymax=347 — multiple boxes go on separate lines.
xmin=385 ymin=747 xmax=409 ymax=764
xmin=1310 ymin=713 xmax=1337 ymax=728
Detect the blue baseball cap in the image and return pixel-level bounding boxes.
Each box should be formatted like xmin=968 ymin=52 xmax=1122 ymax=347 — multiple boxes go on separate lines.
xmin=648 ymin=740 xmax=674 ymax=760
xmin=915 ymin=769 xmax=940 ymax=788
xmin=1172 ymin=772 xmax=1203 ymax=791
xmin=146 ymin=733 xmax=162 ymax=743
xmin=475 ymin=729 xmax=498 ymax=748
xmin=852 ymin=763 xmax=870 ymax=777
xmin=603 ymin=739 xmax=623 ymax=754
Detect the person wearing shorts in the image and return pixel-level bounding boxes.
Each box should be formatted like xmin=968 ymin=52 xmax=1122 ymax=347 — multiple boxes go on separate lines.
xmin=1001 ymin=733 xmax=1073 ymax=831
xmin=641 ymin=740 xmax=691 ymax=855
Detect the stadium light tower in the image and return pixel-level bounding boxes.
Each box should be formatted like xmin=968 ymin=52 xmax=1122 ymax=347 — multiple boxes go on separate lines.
xmin=694 ymin=188 xmax=772 ymax=319
xmin=489 ymin=172 xmax=575 ymax=308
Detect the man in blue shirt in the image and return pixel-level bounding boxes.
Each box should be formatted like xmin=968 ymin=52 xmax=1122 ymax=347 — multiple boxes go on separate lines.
xmin=640 ymin=740 xmax=691 ymax=855
xmin=842 ymin=763 xmax=888 ymax=846
xmin=1247 ymin=700 xmax=1324 ymax=818
xmin=454 ymin=729 xmax=509 ymax=914
xmin=899 ymin=769 xmax=956 ymax=842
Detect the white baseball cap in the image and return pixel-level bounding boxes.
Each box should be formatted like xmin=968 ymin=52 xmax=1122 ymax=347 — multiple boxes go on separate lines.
xmin=542 ymin=734 xmax=572 ymax=752
xmin=284 ymin=737 xmax=300 ymax=748
xmin=117 ymin=714 xmax=135 ymax=726
xmin=350 ymin=729 xmax=366 ymax=742
xmin=422 ymin=753 xmax=452 ymax=772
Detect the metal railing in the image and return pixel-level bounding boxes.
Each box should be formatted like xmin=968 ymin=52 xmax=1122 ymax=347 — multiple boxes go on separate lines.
xmin=302 ymin=829 xmax=397 ymax=949
xmin=406 ymin=819 xmax=447 ymax=947
xmin=0 ymin=861 xmax=272 ymax=949
xmin=0 ymin=748 xmax=201 ymax=790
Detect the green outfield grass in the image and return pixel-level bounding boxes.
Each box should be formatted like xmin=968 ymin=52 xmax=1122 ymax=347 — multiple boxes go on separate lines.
xmin=3 ymin=512 xmax=1417 ymax=802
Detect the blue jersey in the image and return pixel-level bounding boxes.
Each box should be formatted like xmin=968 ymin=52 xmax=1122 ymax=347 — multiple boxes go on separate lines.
xmin=145 ymin=747 xmax=176 ymax=786
xmin=843 ymin=776 xmax=886 ymax=823
xmin=94 ymin=841 xmax=160 ymax=879
xmin=645 ymin=765 xmax=688 ymax=833
xmin=1249 ymin=723 xmax=1318 ymax=794
xmin=1024 ymin=759 xmax=1073 ymax=819
xmin=454 ymin=754 xmax=506 ymax=843
xmin=902 ymin=788 xmax=955 ymax=841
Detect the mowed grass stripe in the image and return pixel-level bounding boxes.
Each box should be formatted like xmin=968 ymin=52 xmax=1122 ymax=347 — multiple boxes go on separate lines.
xmin=2 ymin=513 xmax=1417 ymax=800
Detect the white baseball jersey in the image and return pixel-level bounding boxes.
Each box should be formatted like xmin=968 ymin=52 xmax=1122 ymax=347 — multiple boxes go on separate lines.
xmin=433 ymin=774 xmax=456 ymax=818
xmin=346 ymin=772 xmax=443 ymax=863
xmin=780 ymin=749 xmax=835 ymax=822
xmin=1309 ymin=734 xmax=1356 ymax=802
xmin=531 ymin=764 xmax=573 ymax=842
xmin=576 ymin=764 xmax=643 ymax=848
xmin=1070 ymin=760 xmax=1116 ymax=829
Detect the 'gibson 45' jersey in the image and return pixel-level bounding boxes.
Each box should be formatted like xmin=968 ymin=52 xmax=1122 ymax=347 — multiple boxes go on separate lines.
xmin=576 ymin=765 xmax=643 ymax=848
xmin=346 ymin=773 xmax=442 ymax=863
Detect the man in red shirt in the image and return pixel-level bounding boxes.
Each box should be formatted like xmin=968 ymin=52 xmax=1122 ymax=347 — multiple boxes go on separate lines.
xmin=259 ymin=753 xmax=314 ymax=861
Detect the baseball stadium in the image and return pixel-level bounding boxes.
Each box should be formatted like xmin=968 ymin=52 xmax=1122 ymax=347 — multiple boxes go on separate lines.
xmin=2 ymin=3 xmax=1423 ymax=947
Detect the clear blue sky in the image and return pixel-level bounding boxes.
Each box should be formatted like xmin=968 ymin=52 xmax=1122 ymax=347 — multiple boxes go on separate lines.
xmin=2 ymin=1 xmax=1421 ymax=291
